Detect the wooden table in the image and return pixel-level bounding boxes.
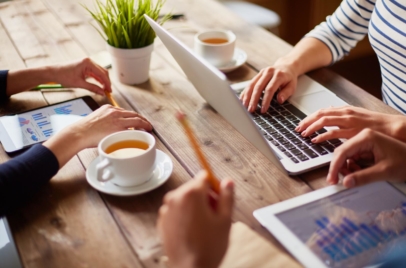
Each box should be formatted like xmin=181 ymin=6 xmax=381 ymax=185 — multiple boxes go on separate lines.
xmin=0 ymin=0 xmax=399 ymax=267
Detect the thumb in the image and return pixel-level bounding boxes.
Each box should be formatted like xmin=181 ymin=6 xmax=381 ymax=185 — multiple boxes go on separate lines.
xmin=343 ymin=163 xmax=387 ymax=188
xmin=79 ymin=81 xmax=105 ymax=96
xmin=218 ymin=179 xmax=234 ymax=218
xmin=277 ymin=80 xmax=296 ymax=104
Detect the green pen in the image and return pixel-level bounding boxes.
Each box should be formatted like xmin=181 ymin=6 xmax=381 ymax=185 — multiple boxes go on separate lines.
xmin=33 ymin=84 xmax=64 ymax=90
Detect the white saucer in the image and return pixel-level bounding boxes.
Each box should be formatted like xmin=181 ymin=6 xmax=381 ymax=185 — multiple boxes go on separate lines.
xmin=86 ymin=149 xmax=173 ymax=196
xmin=218 ymin=48 xmax=247 ymax=73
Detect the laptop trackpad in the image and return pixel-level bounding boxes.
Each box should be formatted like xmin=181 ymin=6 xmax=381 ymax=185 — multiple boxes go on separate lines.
xmin=289 ymin=91 xmax=349 ymax=115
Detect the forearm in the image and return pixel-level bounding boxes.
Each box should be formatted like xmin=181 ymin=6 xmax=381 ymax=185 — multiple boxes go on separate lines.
xmin=43 ymin=126 xmax=87 ymax=168
xmin=0 ymin=145 xmax=59 ymax=217
xmin=275 ymin=37 xmax=332 ymax=77
xmin=7 ymin=66 xmax=57 ymax=96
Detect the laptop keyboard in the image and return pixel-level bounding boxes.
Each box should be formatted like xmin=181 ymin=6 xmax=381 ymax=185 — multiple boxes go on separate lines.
xmin=252 ymin=97 xmax=342 ymax=164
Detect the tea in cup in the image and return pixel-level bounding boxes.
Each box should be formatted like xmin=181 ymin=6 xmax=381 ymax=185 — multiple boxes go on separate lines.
xmin=96 ymin=130 xmax=156 ymax=187
xmin=194 ymin=30 xmax=236 ymax=67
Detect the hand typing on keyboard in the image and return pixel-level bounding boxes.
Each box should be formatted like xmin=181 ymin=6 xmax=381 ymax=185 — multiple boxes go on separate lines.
xmin=239 ymin=60 xmax=298 ymax=114
xmin=295 ymin=106 xmax=406 ymax=144
xmin=251 ymin=98 xmax=339 ymax=164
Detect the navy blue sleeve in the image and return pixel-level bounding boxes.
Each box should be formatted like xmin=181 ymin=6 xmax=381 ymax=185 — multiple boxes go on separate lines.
xmin=0 ymin=70 xmax=9 ymax=103
xmin=0 ymin=144 xmax=59 ymax=217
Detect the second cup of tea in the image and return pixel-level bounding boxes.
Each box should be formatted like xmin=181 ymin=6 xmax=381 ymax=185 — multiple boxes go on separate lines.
xmin=194 ymin=30 xmax=236 ymax=67
xmin=96 ymin=130 xmax=156 ymax=187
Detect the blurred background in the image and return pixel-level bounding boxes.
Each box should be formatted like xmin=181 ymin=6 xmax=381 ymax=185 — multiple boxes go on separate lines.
xmin=222 ymin=0 xmax=382 ymax=99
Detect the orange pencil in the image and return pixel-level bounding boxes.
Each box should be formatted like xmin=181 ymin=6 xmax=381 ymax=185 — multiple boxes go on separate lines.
xmin=176 ymin=111 xmax=220 ymax=193
xmin=105 ymin=91 xmax=120 ymax=107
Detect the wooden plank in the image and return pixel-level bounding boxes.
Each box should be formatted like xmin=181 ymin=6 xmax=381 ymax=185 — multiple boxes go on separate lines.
xmin=0 ymin=1 xmax=145 ymax=266
xmin=7 ymin=156 xmax=143 ymax=268
xmin=111 ymin=53 xmax=312 ymax=227
xmin=0 ymin=0 xmax=86 ymax=67
xmin=0 ymin=92 xmax=141 ymax=267
xmin=0 ymin=18 xmax=25 ymax=70
xmin=41 ymin=0 xmax=107 ymax=56
xmin=42 ymin=80 xmax=193 ymax=267
xmin=157 ymin=0 xmax=401 ymax=193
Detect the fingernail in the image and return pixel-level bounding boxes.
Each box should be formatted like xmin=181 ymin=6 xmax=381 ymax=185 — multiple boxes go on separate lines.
xmin=347 ymin=177 xmax=355 ymax=188
xmin=301 ymin=131 xmax=307 ymax=136
xmin=226 ymin=180 xmax=234 ymax=190
xmin=279 ymin=96 xmax=284 ymax=103
xmin=311 ymin=138 xmax=317 ymax=143
xmin=248 ymin=105 xmax=252 ymax=112
xmin=295 ymin=126 xmax=301 ymax=132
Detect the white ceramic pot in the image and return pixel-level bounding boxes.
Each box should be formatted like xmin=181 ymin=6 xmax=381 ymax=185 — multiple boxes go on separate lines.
xmin=107 ymin=43 xmax=154 ymax=85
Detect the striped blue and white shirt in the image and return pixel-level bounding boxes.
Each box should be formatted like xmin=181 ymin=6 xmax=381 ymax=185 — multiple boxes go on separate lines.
xmin=305 ymin=0 xmax=406 ymax=114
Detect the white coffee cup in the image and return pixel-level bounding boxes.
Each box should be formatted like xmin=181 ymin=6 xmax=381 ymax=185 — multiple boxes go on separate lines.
xmin=96 ymin=130 xmax=156 ymax=187
xmin=194 ymin=30 xmax=236 ymax=67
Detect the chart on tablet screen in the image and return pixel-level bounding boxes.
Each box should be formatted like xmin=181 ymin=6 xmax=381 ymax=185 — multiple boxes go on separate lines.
xmin=276 ymin=183 xmax=406 ymax=268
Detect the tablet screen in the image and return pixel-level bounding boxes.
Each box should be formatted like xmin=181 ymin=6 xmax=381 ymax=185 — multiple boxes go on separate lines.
xmin=0 ymin=98 xmax=93 ymax=148
xmin=275 ymin=182 xmax=406 ymax=267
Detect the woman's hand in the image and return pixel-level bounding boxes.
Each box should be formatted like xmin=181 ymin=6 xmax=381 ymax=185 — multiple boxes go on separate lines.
xmin=71 ymin=105 xmax=152 ymax=149
xmin=327 ymin=129 xmax=406 ymax=188
xmin=239 ymin=37 xmax=333 ymax=114
xmin=53 ymin=58 xmax=112 ymax=95
xmin=7 ymin=58 xmax=111 ymax=96
xmin=240 ymin=59 xmax=299 ymax=113
xmin=44 ymin=105 xmax=152 ymax=167
xmin=297 ymin=106 xmax=406 ymax=143
xmin=157 ymin=171 xmax=234 ymax=268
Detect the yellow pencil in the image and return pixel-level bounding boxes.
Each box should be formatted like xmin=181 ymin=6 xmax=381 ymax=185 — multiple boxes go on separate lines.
xmin=176 ymin=111 xmax=220 ymax=193
xmin=105 ymin=91 xmax=120 ymax=107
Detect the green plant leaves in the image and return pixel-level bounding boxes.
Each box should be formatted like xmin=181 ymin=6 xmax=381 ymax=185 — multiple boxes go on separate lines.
xmin=83 ymin=0 xmax=170 ymax=49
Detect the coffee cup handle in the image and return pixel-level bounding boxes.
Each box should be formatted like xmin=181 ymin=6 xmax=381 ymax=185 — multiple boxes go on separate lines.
xmin=96 ymin=158 xmax=113 ymax=182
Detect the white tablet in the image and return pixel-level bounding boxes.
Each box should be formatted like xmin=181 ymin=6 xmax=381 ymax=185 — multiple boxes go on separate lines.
xmin=253 ymin=182 xmax=406 ymax=268
xmin=0 ymin=96 xmax=99 ymax=153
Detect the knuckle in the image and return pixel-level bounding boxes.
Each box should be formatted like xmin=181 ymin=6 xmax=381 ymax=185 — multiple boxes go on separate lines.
xmin=183 ymin=187 xmax=199 ymax=200
xmin=316 ymin=108 xmax=326 ymax=117
xmin=344 ymin=107 xmax=355 ymax=115
xmin=274 ymin=71 xmax=284 ymax=79
xmin=319 ymin=117 xmax=328 ymax=125
xmin=82 ymin=57 xmax=91 ymax=64
xmin=361 ymin=128 xmax=374 ymax=137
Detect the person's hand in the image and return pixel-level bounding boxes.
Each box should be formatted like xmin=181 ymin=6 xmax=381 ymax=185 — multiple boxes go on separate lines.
xmin=71 ymin=104 xmax=153 ymax=148
xmin=43 ymin=105 xmax=153 ymax=168
xmin=296 ymin=106 xmax=406 ymax=143
xmin=53 ymin=58 xmax=112 ymax=95
xmin=240 ymin=59 xmax=299 ymax=113
xmin=327 ymin=129 xmax=406 ymax=188
xmin=157 ymin=171 xmax=234 ymax=268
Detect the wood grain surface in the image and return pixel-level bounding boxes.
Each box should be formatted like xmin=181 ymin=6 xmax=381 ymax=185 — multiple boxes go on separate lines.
xmin=0 ymin=0 xmax=396 ymax=266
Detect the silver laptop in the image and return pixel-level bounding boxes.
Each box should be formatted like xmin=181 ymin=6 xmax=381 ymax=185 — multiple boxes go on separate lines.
xmin=145 ymin=15 xmax=348 ymax=175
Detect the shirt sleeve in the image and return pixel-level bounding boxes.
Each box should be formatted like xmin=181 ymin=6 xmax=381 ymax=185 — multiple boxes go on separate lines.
xmin=0 ymin=70 xmax=9 ymax=103
xmin=0 ymin=144 xmax=59 ymax=217
xmin=305 ymin=0 xmax=376 ymax=63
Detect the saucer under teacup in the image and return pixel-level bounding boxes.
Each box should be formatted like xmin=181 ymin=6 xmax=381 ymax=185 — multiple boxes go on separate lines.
xmin=86 ymin=149 xmax=173 ymax=196
xmin=218 ymin=48 xmax=247 ymax=73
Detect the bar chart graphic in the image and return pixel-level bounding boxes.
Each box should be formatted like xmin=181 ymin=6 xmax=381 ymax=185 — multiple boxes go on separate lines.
xmin=42 ymin=129 xmax=53 ymax=138
xmin=32 ymin=113 xmax=46 ymax=121
xmin=313 ymin=202 xmax=406 ymax=264
xmin=54 ymin=105 xmax=73 ymax=115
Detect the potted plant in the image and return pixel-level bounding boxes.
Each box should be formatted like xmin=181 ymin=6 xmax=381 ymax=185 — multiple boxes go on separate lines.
xmin=85 ymin=0 xmax=170 ymax=84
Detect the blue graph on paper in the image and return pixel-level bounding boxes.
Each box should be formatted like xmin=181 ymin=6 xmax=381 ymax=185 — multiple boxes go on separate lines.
xmin=314 ymin=202 xmax=406 ymax=262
